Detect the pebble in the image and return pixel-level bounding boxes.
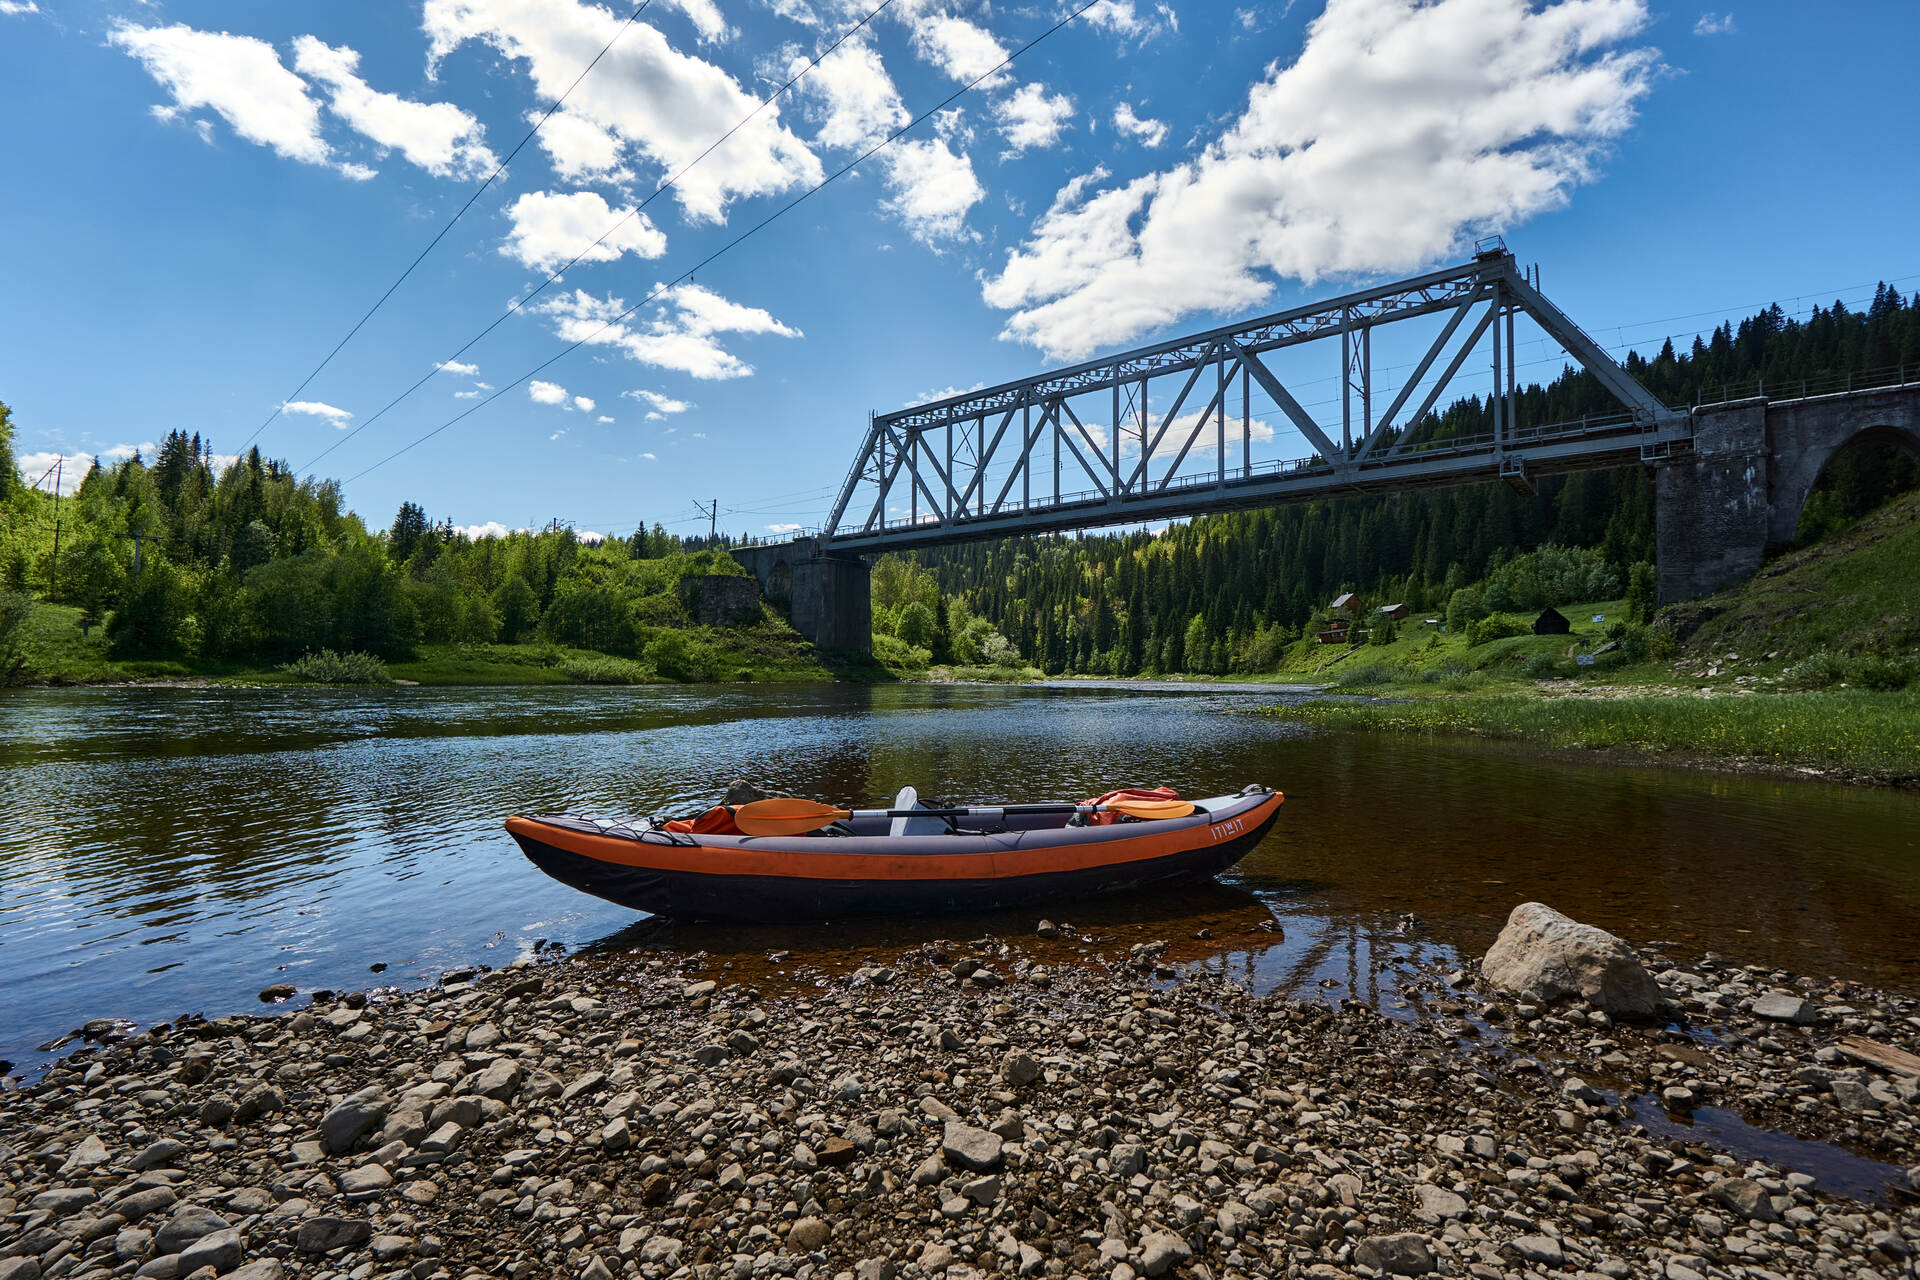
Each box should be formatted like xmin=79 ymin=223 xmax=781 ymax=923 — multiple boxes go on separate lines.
xmin=0 ymin=922 xmax=1913 ymax=1280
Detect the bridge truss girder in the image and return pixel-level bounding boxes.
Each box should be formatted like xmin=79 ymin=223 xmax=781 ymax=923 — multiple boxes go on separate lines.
xmin=821 ymin=250 xmax=1687 ymax=552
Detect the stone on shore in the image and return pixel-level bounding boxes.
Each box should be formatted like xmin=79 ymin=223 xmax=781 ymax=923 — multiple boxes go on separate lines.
xmin=941 ymin=1121 xmax=1003 ymax=1171
xmin=1751 ymin=990 xmax=1818 ymax=1024
xmin=1355 ymin=1233 xmax=1436 ymax=1275
xmin=318 ymin=1085 xmax=390 ymax=1153
xmin=1481 ymin=901 xmax=1664 ymax=1017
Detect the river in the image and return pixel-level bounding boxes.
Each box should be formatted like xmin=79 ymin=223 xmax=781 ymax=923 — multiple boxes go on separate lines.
xmin=3 ymin=682 xmax=1918 ymax=1074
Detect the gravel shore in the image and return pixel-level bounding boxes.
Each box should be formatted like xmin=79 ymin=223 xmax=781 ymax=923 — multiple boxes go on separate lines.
xmin=3 ymin=928 xmax=1917 ymax=1280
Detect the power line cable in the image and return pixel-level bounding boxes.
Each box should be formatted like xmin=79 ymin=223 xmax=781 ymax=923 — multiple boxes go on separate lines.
xmin=342 ymin=0 xmax=1109 ymax=484
xmin=302 ymin=0 xmax=898 ymax=474
xmin=241 ymin=0 xmax=658 ymax=452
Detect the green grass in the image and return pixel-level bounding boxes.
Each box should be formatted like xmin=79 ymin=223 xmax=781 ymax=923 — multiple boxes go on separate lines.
xmin=6 ymin=602 xmax=838 ymax=687
xmin=1266 ymin=690 xmax=1920 ymax=783
xmin=925 ymin=663 xmax=1046 ymax=683
xmin=1671 ymin=489 xmax=1920 ymax=669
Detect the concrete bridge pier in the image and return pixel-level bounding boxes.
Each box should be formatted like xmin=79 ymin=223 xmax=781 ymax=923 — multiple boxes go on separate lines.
xmin=1656 ymin=386 xmax=1920 ymax=604
xmin=733 ymin=538 xmax=872 ymax=654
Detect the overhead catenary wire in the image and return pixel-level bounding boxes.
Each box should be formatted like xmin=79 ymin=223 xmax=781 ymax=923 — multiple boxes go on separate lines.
xmin=302 ymin=0 xmax=899 ymax=474
xmin=241 ymin=0 xmax=659 ymax=453
xmin=342 ymin=0 xmax=1113 ymax=486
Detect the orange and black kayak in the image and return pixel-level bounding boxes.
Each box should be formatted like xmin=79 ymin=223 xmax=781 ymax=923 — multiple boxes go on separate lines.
xmin=505 ymin=785 xmax=1282 ymax=922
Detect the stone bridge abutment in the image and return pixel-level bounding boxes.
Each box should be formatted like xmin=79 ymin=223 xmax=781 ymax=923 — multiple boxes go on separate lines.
xmin=732 ymin=539 xmax=872 ymax=654
xmin=1655 ymin=386 xmax=1920 ymax=603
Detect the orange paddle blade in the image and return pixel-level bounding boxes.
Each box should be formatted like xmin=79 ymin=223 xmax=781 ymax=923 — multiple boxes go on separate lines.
xmin=1105 ymin=797 xmax=1196 ymax=821
xmin=732 ymin=797 xmax=850 ymax=836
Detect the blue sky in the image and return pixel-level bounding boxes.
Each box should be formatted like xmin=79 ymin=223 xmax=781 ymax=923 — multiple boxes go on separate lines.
xmin=4 ymin=0 xmax=1918 ymax=541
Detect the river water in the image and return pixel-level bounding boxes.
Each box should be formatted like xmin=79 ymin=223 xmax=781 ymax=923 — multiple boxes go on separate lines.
xmin=3 ymin=682 xmax=1918 ymax=1075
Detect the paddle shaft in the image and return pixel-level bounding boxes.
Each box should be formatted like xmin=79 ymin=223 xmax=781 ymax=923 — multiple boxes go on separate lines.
xmin=831 ymin=803 xmax=1159 ymax=820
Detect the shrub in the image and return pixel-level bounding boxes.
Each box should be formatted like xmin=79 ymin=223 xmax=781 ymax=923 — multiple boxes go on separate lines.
xmin=542 ymin=584 xmax=635 ymax=654
xmin=279 ymin=648 xmax=391 ymax=684
xmin=1335 ymin=663 xmax=1396 ymax=687
xmin=1368 ymin=618 xmax=1397 ymax=647
xmin=1464 ymin=613 xmax=1528 ymax=647
xmin=872 ymin=632 xmax=931 ymax=671
xmin=1849 ymin=656 xmax=1914 ymax=691
xmin=644 ymin=629 xmax=717 ymax=682
xmin=0 ymin=589 xmax=33 ymax=685
xmin=1445 ymin=587 xmax=1487 ymax=634
xmin=1647 ymin=620 xmax=1678 ymax=663
xmin=562 ymin=654 xmax=654 ymax=684
xmin=1616 ymin=626 xmax=1650 ymax=664
xmin=1521 ymin=653 xmax=1557 ymax=680
xmin=896 ymin=600 xmax=936 ymax=649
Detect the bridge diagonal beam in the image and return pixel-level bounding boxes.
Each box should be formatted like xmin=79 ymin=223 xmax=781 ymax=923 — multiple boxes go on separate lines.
xmin=1353 ymin=291 xmax=1482 ymax=462
xmin=1055 ymin=402 xmax=1112 ymax=499
xmin=886 ymin=425 xmax=949 ymax=526
xmin=1382 ymin=304 xmax=1498 ymax=460
xmin=952 ymin=404 xmax=1022 ymax=515
xmin=1232 ymin=341 xmax=1342 ymax=464
xmin=1123 ymin=341 xmax=1218 ymax=494
xmin=989 ymin=400 xmax=1057 ymax=516
xmin=858 ymin=436 xmax=910 ymax=534
xmin=824 ymin=418 xmax=883 ymax=537
xmin=1155 ymin=365 xmax=1235 ymax=491
xmin=1499 ymin=266 xmax=1677 ymax=426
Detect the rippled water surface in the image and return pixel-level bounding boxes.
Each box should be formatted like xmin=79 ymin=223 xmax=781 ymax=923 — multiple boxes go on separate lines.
xmin=3 ymin=682 xmax=1918 ymax=1072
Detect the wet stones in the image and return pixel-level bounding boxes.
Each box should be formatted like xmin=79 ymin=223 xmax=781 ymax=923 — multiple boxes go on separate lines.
xmin=1751 ymin=990 xmax=1818 ymax=1024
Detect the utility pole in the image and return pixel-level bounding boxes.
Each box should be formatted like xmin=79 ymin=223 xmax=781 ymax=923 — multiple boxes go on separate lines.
xmin=692 ymin=498 xmax=717 ymax=543
xmin=49 ymin=457 xmax=62 ymax=597
xmin=118 ymin=527 xmax=155 ymax=575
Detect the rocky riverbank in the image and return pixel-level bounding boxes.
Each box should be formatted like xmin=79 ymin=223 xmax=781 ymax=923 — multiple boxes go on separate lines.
xmin=3 ymin=921 xmax=1918 ymax=1280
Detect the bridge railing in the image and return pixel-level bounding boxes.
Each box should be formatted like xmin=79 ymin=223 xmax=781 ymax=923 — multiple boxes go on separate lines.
xmin=1695 ymin=363 xmax=1919 ymax=407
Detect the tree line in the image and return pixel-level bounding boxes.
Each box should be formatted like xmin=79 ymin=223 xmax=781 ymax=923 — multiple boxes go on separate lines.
xmin=0 ymin=417 xmax=754 ymax=668
xmin=885 ymin=284 xmax=1920 ymax=676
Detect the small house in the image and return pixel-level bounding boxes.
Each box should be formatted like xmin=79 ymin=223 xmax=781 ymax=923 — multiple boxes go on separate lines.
xmin=1532 ymin=606 xmax=1572 ymax=636
xmin=1330 ymin=592 xmax=1365 ymax=616
xmin=1377 ymin=603 xmax=1410 ymax=622
xmin=1315 ymin=618 xmax=1352 ymax=645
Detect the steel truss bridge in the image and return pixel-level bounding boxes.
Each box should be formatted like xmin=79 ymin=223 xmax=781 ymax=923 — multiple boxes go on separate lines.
xmin=817 ymin=247 xmax=1692 ymax=555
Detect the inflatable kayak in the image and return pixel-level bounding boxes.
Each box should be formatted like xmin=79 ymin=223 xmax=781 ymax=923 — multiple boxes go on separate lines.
xmin=504 ymin=784 xmax=1282 ymax=922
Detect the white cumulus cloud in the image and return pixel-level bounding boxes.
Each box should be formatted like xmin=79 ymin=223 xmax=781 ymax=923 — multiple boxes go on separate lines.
xmin=109 ymin=23 xmax=356 ymax=175
xmin=1 ymin=2 xmax=43 ymax=17
xmin=1692 ymin=12 xmax=1735 ymax=35
xmin=528 ymin=380 xmax=570 ymax=405
xmin=791 ymin=36 xmax=980 ymax=244
xmin=291 ymin=37 xmax=497 ymax=179
xmin=983 ymin=0 xmax=1661 ymax=360
xmin=573 ymin=395 xmax=595 ymax=413
xmin=500 ymin=190 xmax=667 ymax=272
xmin=1111 ymin=101 xmax=1168 ymax=147
xmin=436 ymin=360 xmax=480 ymax=375
xmin=905 ymin=10 xmax=1010 ymax=87
xmin=281 ymin=399 xmax=353 ymax=425
xmin=996 ymin=83 xmax=1074 ymax=155
xmin=534 ymin=283 xmax=800 ymax=380
xmin=455 ymin=520 xmax=519 ymax=539
xmin=765 ymin=522 xmax=803 ymax=533
xmin=624 ymin=389 xmax=692 ymax=414
xmin=423 ymin=0 xmax=822 ymax=222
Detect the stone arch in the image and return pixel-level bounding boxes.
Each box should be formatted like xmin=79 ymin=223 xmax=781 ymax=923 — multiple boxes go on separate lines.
xmin=1774 ymin=421 xmax=1920 ymax=548
xmin=765 ymin=558 xmax=792 ymax=607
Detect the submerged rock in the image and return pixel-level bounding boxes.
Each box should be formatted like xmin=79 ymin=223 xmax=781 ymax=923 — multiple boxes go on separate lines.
xmin=1481 ymin=901 xmax=1664 ymax=1017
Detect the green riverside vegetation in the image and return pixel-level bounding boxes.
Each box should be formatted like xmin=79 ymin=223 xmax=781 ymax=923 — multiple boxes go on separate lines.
xmin=0 ymin=408 xmax=836 ymax=686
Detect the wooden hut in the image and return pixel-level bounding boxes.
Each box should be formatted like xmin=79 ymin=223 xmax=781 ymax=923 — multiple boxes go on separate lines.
xmin=1330 ymin=592 xmax=1365 ymax=616
xmin=1377 ymin=603 xmax=1410 ymax=622
xmin=1532 ymin=606 xmax=1572 ymax=636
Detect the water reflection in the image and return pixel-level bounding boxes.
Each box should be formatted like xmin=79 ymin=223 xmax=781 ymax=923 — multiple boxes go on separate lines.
xmin=2 ymin=682 xmax=1917 ymax=1074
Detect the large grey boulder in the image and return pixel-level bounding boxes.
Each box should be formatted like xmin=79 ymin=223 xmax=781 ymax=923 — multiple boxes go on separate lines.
xmin=1481 ymin=902 xmax=1663 ymax=1019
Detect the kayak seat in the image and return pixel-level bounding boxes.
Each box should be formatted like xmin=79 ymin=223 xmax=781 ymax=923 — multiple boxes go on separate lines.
xmin=891 ymin=785 xmax=954 ymax=837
